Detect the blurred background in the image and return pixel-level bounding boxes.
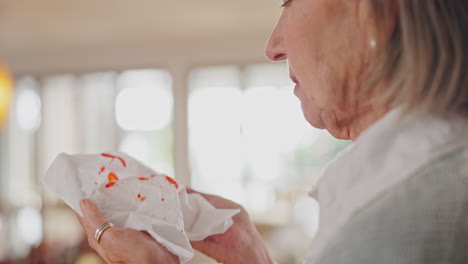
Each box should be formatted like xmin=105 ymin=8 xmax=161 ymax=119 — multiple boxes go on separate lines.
xmin=0 ymin=0 xmax=349 ymax=263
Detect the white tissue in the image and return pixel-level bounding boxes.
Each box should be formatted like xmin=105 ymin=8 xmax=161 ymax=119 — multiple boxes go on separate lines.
xmin=42 ymin=152 xmax=240 ymax=263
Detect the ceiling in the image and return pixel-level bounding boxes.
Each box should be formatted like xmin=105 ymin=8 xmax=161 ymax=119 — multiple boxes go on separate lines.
xmin=0 ymin=0 xmax=282 ymax=74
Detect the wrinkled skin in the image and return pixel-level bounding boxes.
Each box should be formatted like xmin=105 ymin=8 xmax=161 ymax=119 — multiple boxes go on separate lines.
xmin=266 ymin=0 xmax=389 ymax=140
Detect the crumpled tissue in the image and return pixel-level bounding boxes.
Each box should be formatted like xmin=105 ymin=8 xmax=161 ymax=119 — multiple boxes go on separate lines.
xmin=42 ymin=152 xmax=240 ymax=263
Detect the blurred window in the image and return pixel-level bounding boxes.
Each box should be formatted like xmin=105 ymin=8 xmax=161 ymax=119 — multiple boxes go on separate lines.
xmin=37 ymin=70 xmax=175 ymax=199
xmin=2 ymin=77 xmax=42 ymax=208
xmin=15 ymin=77 xmax=41 ymax=133
xmin=39 ymin=75 xmax=81 ymax=174
xmin=188 ymin=64 xmax=350 ymax=222
xmin=188 ymin=66 xmax=245 ymax=203
xmin=116 ymin=70 xmax=174 ymax=176
xmin=79 ymin=72 xmax=119 ymax=153
xmin=0 ymin=76 xmax=47 ymax=259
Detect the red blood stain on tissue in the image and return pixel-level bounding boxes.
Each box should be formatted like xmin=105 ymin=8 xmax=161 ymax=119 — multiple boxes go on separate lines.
xmin=99 ymin=154 xmax=125 ymax=189
xmin=165 ymin=176 xmax=179 ymax=189
xmin=101 ymin=153 xmax=127 ymax=168
xmin=138 ymin=177 xmax=149 ymax=181
xmin=137 ymin=193 xmax=147 ymax=202
xmin=108 ymin=172 xmax=119 ymax=182
xmin=105 ymin=172 xmax=119 ymax=188
xmin=105 ymin=182 xmax=117 ymax=188
xmin=159 ymin=184 xmax=165 ymax=202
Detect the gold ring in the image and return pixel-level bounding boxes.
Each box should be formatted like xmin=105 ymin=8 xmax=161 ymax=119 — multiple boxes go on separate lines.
xmin=94 ymin=221 xmax=114 ymax=244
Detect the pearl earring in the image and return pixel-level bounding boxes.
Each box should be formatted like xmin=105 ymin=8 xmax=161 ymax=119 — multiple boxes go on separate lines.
xmin=370 ymin=39 xmax=377 ymax=48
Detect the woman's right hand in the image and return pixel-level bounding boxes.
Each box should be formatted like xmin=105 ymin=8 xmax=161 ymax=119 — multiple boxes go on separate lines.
xmin=77 ymin=199 xmax=178 ymax=264
xmin=187 ymin=189 xmax=274 ymax=264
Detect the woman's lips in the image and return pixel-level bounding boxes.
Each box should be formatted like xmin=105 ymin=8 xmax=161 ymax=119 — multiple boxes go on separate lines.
xmin=289 ymin=75 xmax=301 ymax=96
xmin=290 ymin=75 xmax=300 ymax=95
xmin=290 ymin=75 xmax=299 ymax=84
xmin=294 ymin=83 xmax=300 ymax=96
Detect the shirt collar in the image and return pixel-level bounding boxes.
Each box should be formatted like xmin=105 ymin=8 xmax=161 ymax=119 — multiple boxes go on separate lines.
xmin=310 ymin=107 xmax=468 ymax=220
xmin=306 ymin=108 xmax=468 ymax=258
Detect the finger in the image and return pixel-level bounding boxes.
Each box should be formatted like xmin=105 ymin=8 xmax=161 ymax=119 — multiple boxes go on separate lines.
xmin=76 ymin=213 xmax=114 ymax=263
xmin=79 ymin=199 xmax=118 ymax=252
xmin=186 ymin=188 xmax=220 ymax=202
xmin=78 ymin=200 xmax=119 ymax=263
xmin=79 ymin=199 xmax=108 ymax=239
xmin=76 ymin=212 xmax=97 ymax=250
xmin=140 ymin=230 xmax=155 ymax=239
xmin=186 ymin=188 xmax=241 ymax=210
xmin=186 ymin=187 xmax=216 ymax=197
xmin=186 ymin=187 xmax=196 ymax=193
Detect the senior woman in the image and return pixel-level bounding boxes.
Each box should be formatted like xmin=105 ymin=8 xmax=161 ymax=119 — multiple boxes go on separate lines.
xmin=77 ymin=0 xmax=468 ymax=263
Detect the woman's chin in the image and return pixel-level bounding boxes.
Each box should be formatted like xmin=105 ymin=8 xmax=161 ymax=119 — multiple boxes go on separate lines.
xmin=302 ymin=110 xmax=326 ymax=130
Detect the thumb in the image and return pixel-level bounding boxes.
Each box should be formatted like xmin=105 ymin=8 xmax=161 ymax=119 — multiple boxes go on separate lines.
xmin=186 ymin=188 xmax=221 ymax=205
xmin=186 ymin=188 xmax=242 ymax=210
xmin=76 ymin=199 xmax=117 ymax=263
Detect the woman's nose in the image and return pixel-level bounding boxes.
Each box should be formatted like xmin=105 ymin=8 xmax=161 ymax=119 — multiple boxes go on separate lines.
xmin=265 ymin=22 xmax=287 ymax=61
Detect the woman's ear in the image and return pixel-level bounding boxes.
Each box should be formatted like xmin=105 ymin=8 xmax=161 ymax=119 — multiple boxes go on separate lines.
xmin=355 ymin=0 xmax=378 ymax=49
xmin=356 ymin=0 xmax=399 ymax=50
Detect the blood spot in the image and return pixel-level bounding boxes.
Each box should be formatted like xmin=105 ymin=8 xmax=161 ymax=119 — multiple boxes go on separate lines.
xmin=101 ymin=153 xmax=127 ymax=168
xmin=108 ymin=172 xmax=119 ymax=182
xmin=137 ymin=193 xmax=147 ymax=202
xmin=105 ymin=182 xmax=117 ymax=188
xmin=165 ymin=176 xmax=179 ymax=189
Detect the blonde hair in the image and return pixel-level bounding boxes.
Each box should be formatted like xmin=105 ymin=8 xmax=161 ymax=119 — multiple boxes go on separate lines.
xmin=367 ymin=0 xmax=468 ymax=116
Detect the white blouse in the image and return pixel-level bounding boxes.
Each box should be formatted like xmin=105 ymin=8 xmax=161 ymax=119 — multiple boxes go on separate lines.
xmin=305 ymin=108 xmax=468 ymax=263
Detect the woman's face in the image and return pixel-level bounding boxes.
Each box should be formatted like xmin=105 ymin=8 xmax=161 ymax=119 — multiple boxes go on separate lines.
xmin=266 ymin=0 xmax=376 ymax=138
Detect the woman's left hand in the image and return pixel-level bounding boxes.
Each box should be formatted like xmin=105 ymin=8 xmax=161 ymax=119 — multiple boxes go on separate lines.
xmin=77 ymin=199 xmax=179 ymax=264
